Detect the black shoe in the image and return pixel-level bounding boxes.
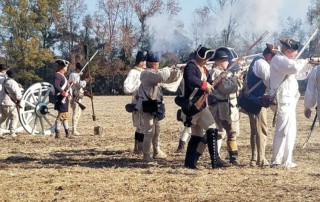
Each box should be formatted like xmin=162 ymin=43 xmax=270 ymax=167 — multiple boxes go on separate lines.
xmin=230 ymin=159 xmax=240 ymax=166
xmin=216 ymin=158 xmax=232 ymax=168
xmin=175 ymin=140 xmax=186 ymax=153
xmin=271 ymin=164 xmax=282 ymax=168
xmin=185 ymin=164 xmax=198 ymax=169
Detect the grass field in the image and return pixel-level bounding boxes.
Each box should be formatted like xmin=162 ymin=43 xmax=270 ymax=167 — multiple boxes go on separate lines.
xmin=0 ymin=96 xmax=319 ymax=201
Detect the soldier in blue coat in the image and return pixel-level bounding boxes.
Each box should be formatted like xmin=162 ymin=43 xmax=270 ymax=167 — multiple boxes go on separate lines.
xmin=183 ymin=46 xmax=225 ymax=169
xmin=54 ymin=59 xmax=73 ymax=139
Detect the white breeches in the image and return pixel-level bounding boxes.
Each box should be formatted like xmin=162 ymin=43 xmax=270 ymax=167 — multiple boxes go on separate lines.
xmin=271 ymin=98 xmax=298 ymax=168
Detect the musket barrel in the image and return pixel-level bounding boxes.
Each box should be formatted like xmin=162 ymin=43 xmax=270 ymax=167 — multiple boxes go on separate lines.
xmin=296 ymin=28 xmax=319 ymax=59
xmin=79 ymin=50 xmax=99 ymax=75
xmin=61 ymin=49 xmax=99 ymax=104
xmin=302 ymin=113 xmax=318 ymax=149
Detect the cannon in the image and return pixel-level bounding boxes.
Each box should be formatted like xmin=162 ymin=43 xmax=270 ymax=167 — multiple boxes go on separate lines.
xmin=17 ymin=82 xmax=57 ymax=135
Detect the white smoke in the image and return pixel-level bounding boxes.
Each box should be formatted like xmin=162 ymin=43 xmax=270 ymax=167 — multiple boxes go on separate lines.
xmin=146 ymin=0 xmax=311 ymax=51
xmin=147 ymin=14 xmax=177 ymax=52
xmin=207 ymin=0 xmax=310 ymax=35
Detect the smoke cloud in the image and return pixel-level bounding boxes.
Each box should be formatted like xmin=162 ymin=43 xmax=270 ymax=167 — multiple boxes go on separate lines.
xmin=147 ymin=0 xmax=311 ymax=52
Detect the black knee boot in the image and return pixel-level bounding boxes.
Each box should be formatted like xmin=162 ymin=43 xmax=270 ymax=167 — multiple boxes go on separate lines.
xmin=55 ymin=129 xmax=60 ymax=139
xmin=134 ymin=132 xmax=139 ymax=152
xmin=207 ymin=129 xmax=231 ymax=168
xmin=65 ymin=128 xmax=70 ymax=138
xmin=137 ymin=133 xmax=144 ymax=153
xmin=184 ymin=136 xmax=202 ymax=169
xmin=207 ymin=128 xmax=219 ymax=168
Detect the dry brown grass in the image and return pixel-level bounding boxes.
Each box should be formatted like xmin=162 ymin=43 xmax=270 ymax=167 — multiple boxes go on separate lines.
xmin=0 ymin=96 xmax=320 ymax=202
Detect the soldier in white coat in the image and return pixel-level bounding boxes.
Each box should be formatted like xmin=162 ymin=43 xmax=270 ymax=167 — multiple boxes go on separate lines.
xmin=0 ymin=64 xmax=8 ymax=130
xmin=136 ymin=51 xmax=181 ymax=162
xmin=269 ymin=38 xmax=309 ymax=168
xmin=0 ymin=64 xmax=8 ymax=90
xmin=124 ymin=51 xmax=147 ymax=153
xmin=304 ymin=65 xmax=320 ymax=124
xmin=68 ymin=63 xmax=92 ymax=136
xmin=0 ymin=69 xmax=22 ymax=137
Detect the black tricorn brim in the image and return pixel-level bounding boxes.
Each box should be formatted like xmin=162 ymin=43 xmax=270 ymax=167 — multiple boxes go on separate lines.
xmin=280 ymin=41 xmax=300 ymax=50
xmin=198 ymin=50 xmax=215 ymax=60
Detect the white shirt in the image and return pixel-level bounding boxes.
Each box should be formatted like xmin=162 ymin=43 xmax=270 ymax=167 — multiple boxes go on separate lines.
xmin=0 ymin=72 xmax=7 ymax=92
xmin=68 ymin=71 xmax=87 ymax=90
xmin=251 ymin=56 xmax=270 ymax=87
xmin=123 ymin=67 xmax=144 ymax=94
xmin=0 ymin=78 xmax=22 ymax=106
xmin=269 ymin=54 xmax=308 ymax=97
xmin=304 ymin=65 xmax=320 ymax=109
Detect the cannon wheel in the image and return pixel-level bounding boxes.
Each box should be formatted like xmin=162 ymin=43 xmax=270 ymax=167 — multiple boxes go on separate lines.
xmin=18 ymin=82 xmax=57 ymax=135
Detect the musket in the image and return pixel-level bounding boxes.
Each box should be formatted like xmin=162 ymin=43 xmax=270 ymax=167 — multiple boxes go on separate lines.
xmin=61 ymin=49 xmax=99 ymax=104
xmin=74 ymin=96 xmax=86 ymax=110
xmin=242 ymin=53 xmax=262 ymax=59
xmin=233 ymin=53 xmax=263 ymax=74
xmin=84 ymin=45 xmax=97 ymax=121
xmin=175 ymin=61 xmax=215 ymax=69
xmin=295 ymin=28 xmax=319 ymax=60
xmin=175 ymin=53 xmax=262 ymax=70
xmin=302 ymin=113 xmax=318 ymax=149
xmin=212 ymin=31 xmax=269 ymax=88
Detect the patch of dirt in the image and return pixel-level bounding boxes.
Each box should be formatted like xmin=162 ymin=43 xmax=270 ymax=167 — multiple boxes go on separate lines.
xmin=0 ymin=96 xmax=319 ymax=201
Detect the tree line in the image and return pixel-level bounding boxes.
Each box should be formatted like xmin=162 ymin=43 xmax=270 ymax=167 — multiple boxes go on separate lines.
xmin=1 ymin=0 xmax=320 ymax=95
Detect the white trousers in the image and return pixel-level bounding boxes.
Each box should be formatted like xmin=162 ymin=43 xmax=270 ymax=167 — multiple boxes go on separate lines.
xmin=71 ymin=98 xmax=82 ymax=132
xmin=271 ymin=95 xmax=298 ymax=168
xmin=0 ymin=105 xmax=19 ymax=134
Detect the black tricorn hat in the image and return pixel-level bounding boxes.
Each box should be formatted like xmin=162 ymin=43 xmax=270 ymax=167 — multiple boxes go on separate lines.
xmin=75 ymin=63 xmax=82 ymax=69
xmin=146 ymin=51 xmax=159 ymax=62
xmin=55 ymin=59 xmax=70 ymax=67
xmin=0 ymin=64 xmax=9 ymax=71
xmin=136 ymin=51 xmax=147 ymax=64
xmin=211 ymin=46 xmax=238 ymax=61
xmin=6 ymin=69 xmax=16 ymax=79
xmin=196 ymin=46 xmax=215 ymax=60
xmin=280 ymin=38 xmax=300 ymax=50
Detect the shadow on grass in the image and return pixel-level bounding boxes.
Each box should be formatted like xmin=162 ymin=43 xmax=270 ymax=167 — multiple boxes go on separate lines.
xmin=1 ymin=149 xmax=184 ymax=170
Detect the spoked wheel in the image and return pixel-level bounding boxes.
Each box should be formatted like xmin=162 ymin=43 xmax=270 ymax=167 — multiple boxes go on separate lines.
xmin=19 ymin=82 xmax=57 ymax=135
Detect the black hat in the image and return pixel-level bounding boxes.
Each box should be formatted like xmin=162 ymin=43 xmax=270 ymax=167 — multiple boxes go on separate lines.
xmin=280 ymin=38 xmax=300 ymax=50
xmin=55 ymin=59 xmax=69 ymax=67
xmin=211 ymin=51 xmax=228 ymax=61
xmin=196 ymin=46 xmax=215 ymax=60
xmin=0 ymin=64 xmax=9 ymax=71
xmin=135 ymin=51 xmax=147 ymax=64
xmin=75 ymin=63 xmax=82 ymax=70
xmin=6 ymin=69 xmax=16 ymax=79
xmin=146 ymin=51 xmax=159 ymax=62
xmin=211 ymin=47 xmax=237 ymax=61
